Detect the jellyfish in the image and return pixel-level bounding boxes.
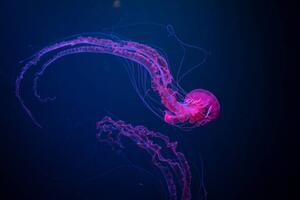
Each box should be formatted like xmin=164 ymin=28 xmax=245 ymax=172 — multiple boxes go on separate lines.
xmin=15 ymin=26 xmax=220 ymax=199
xmin=16 ymin=30 xmax=220 ymax=129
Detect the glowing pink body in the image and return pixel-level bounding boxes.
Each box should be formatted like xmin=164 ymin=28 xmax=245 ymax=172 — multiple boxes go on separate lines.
xmin=16 ymin=35 xmax=220 ymax=128
xmin=165 ymin=89 xmax=220 ymax=125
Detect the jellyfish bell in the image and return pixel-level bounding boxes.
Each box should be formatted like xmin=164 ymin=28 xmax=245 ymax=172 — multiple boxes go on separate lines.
xmin=184 ymin=88 xmax=220 ymax=124
xmin=164 ymin=88 xmax=220 ymax=127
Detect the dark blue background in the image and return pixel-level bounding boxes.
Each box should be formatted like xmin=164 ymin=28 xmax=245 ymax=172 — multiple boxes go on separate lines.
xmin=1 ymin=0 xmax=290 ymax=199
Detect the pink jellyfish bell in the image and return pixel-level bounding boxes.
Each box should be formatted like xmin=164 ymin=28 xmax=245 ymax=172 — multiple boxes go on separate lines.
xmin=184 ymin=88 xmax=220 ymax=125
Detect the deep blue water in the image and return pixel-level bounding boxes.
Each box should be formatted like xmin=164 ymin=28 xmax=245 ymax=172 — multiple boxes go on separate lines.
xmin=1 ymin=0 xmax=289 ymax=200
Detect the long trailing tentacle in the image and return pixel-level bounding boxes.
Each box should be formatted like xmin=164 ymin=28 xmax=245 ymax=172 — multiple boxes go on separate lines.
xmin=96 ymin=116 xmax=192 ymax=200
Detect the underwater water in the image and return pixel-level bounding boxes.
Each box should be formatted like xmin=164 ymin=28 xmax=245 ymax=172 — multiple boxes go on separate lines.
xmin=1 ymin=0 xmax=289 ymax=200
